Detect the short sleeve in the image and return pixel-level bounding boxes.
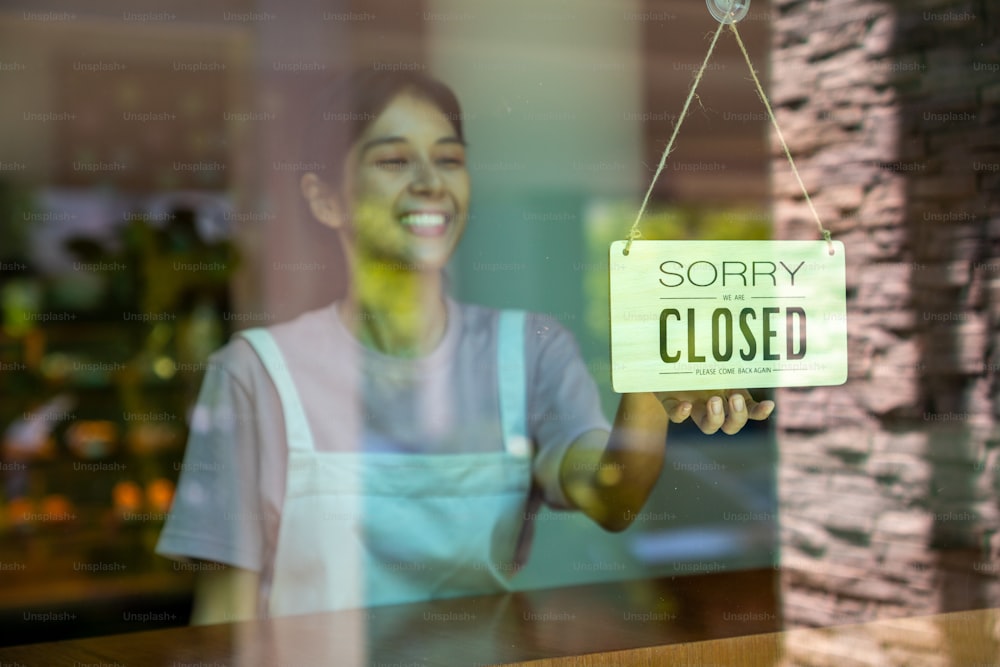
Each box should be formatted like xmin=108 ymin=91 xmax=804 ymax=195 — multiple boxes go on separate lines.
xmin=155 ymin=351 xmax=264 ymax=572
xmin=527 ymin=315 xmax=611 ymax=509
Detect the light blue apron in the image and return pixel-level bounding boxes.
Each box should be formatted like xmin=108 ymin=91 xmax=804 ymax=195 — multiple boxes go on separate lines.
xmin=239 ymin=311 xmax=532 ymax=617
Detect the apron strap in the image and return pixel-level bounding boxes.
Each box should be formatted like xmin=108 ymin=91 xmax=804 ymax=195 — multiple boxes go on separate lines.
xmin=238 ymin=329 xmax=317 ymax=452
xmin=497 ymin=310 xmax=531 ymax=458
xmin=240 ymin=314 xmax=526 ymax=457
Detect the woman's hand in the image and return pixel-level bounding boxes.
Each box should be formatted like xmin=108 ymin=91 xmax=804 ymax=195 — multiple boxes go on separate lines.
xmin=564 ymin=390 xmax=775 ymax=531
xmin=653 ymin=389 xmax=774 ymax=435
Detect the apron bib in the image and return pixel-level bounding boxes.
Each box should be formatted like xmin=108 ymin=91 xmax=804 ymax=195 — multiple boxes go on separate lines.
xmin=240 ymin=310 xmax=532 ymax=617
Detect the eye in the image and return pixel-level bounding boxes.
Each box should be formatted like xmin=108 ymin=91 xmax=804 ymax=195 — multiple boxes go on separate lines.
xmin=375 ymin=157 xmax=409 ymax=170
xmin=436 ymin=154 xmax=466 ymax=168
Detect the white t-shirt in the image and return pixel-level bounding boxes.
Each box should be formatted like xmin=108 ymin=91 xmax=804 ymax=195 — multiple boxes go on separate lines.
xmin=156 ymin=299 xmax=611 ymax=598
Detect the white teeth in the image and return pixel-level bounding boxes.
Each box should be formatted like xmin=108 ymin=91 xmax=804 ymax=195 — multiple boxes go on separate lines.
xmin=401 ymin=213 xmax=446 ymax=227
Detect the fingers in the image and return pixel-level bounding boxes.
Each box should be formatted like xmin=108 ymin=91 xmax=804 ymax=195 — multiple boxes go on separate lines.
xmin=732 ymin=389 xmax=775 ymax=421
xmin=659 ymin=390 xmax=776 ymax=434
xmin=696 ymin=391 xmax=769 ymax=435
xmin=749 ymin=399 xmax=775 ymax=421
xmin=694 ymin=395 xmax=726 ymax=435
xmin=720 ymin=392 xmax=749 ymax=435
xmin=661 ymin=398 xmax=693 ymax=423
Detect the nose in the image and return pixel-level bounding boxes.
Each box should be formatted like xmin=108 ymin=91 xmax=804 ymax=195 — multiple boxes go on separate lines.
xmin=409 ymin=157 xmax=444 ymax=195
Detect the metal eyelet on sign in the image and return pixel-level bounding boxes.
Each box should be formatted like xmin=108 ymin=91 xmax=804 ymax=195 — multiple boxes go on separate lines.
xmin=706 ymin=0 xmax=751 ymax=24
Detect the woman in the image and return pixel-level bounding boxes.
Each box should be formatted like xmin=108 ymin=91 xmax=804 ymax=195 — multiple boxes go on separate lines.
xmin=156 ymin=69 xmax=774 ymax=623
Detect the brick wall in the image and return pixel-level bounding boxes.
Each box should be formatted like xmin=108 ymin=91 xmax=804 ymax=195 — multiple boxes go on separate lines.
xmin=770 ymin=0 xmax=1000 ymax=642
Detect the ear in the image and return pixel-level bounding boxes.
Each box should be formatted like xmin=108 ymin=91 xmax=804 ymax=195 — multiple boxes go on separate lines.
xmin=300 ymin=172 xmax=344 ymax=230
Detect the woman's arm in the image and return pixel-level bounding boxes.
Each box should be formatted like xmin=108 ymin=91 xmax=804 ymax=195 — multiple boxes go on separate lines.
xmin=559 ymin=390 xmax=773 ymax=532
xmin=189 ymin=564 xmax=260 ymax=625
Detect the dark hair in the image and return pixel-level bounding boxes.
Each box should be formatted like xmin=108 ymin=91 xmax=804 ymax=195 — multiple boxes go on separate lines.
xmin=301 ymin=69 xmax=465 ymax=189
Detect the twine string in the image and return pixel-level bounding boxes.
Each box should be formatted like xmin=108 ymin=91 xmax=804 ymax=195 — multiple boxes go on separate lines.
xmin=623 ymin=18 xmax=727 ymax=256
xmin=624 ymin=8 xmax=834 ymax=257
xmin=728 ymin=21 xmax=834 ymax=256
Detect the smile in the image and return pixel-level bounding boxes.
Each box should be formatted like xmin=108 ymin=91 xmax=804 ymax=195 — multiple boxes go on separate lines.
xmin=399 ymin=211 xmax=450 ymax=237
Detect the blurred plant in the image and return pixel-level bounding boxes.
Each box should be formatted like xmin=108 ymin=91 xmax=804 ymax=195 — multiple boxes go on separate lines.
xmin=0 ymin=181 xmax=40 ymax=338
xmin=65 ymin=207 xmax=237 ymax=318
xmin=63 ymin=208 xmax=237 ymax=434
xmin=0 ymin=180 xmax=34 ymax=264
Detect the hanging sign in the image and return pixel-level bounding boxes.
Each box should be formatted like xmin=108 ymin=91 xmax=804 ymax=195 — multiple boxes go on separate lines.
xmin=609 ymin=240 xmax=847 ymax=392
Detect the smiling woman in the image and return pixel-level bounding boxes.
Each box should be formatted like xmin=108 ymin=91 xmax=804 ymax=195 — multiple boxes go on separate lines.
xmin=154 ymin=69 xmax=773 ymax=624
xmin=298 ymin=71 xmax=472 ymax=356
xmin=301 ymin=93 xmax=471 ymax=346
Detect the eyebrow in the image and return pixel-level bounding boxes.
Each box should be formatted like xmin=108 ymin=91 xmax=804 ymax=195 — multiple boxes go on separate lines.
xmin=360 ymin=136 xmax=467 ymax=154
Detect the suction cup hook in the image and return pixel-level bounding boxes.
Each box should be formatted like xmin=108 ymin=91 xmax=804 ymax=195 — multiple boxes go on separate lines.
xmin=706 ymin=0 xmax=750 ymax=24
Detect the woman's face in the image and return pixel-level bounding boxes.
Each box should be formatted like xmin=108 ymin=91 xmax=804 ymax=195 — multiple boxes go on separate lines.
xmin=337 ymin=92 xmax=470 ymax=271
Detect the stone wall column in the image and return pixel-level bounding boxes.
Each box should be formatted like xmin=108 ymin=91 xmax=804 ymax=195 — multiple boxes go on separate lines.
xmin=771 ymin=0 xmax=999 ymax=645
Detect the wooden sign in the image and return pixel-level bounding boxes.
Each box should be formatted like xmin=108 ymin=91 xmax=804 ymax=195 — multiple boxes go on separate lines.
xmin=609 ymin=240 xmax=847 ymax=392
